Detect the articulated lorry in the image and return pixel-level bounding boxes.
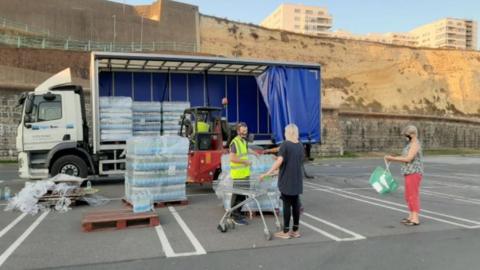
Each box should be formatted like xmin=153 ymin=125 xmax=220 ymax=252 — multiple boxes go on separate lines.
xmin=16 ymin=52 xmax=321 ymax=180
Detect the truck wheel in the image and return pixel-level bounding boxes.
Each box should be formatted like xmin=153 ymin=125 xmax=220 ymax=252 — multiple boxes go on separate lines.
xmin=51 ymin=155 xmax=88 ymax=178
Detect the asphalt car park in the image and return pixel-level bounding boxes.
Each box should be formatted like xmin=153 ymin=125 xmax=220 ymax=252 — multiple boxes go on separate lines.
xmin=1 ymin=156 xmax=480 ymax=269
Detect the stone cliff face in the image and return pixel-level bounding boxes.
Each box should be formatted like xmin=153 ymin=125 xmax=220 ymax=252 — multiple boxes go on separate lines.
xmin=199 ymin=16 xmax=480 ymax=118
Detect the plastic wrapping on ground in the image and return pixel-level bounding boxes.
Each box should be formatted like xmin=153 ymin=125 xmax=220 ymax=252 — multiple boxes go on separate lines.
xmin=4 ymin=175 xmax=86 ymax=214
xmin=49 ymin=173 xmax=85 ymax=186
xmin=4 ymin=180 xmax=55 ymax=215
xmin=79 ymin=194 xmax=110 ymax=207
xmin=125 ymin=135 xmax=189 ymax=208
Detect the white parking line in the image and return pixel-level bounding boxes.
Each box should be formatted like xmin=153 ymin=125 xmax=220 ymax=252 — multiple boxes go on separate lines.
xmin=306 ymin=182 xmax=480 ymax=225
xmin=302 ymin=212 xmax=365 ymax=241
xmin=421 ymin=190 xmax=480 ymax=205
xmin=304 ymin=182 xmax=480 ymax=229
xmin=155 ymin=206 xmax=206 ymax=258
xmin=155 ymin=225 xmax=176 ymax=257
xmin=425 ymin=174 xmax=475 ymax=181
xmin=0 ymin=213 xmax=27 ymax=239
xmin=300 ymin=221 xmax=344 ymax=242
xmin=0 ymin=211 xmax=49 ymax=268
xmin=168 ymin=206 xmax=206 ymax=255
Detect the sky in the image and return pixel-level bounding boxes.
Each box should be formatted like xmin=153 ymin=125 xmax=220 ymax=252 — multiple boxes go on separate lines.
xmin=112 ymin=0 xmax=480 ymax=45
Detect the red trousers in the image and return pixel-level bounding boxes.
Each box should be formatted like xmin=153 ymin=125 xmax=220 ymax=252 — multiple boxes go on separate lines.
xmin=404 ymin=173 xmax=422 ymax=212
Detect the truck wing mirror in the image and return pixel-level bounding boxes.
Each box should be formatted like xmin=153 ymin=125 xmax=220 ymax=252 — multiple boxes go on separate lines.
xmin=248 ymin=133 xmax=255 ymax=143
xmin=24 ymin=114 xmax=32 ymax=123
xmin=17 ymin=93 xmax=27 ymax=107
xmin=24 ymin=95 xmax=34 ymax=114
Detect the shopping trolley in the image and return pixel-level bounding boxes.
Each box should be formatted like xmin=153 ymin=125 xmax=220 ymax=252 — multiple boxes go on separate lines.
xmin=213 ymin=175 xmax=281 ymax=240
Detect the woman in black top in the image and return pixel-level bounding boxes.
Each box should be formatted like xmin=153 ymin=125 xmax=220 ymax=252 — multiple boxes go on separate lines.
xmin=261 ymin=124 xmax=304 ymax=239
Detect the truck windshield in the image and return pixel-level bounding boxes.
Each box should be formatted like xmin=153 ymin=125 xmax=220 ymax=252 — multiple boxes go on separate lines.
xmin=26 ymin=94 xmax=62 ymax=123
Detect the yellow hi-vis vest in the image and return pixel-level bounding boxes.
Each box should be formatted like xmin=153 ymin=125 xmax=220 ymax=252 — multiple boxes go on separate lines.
xmin=196 ymin=121 xmax=210 ymax=133
xmin=229 ymin=136 xmax=250 ymax=179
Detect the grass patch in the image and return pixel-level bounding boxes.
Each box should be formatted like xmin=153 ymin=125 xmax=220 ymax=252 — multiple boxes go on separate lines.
xmin=0 ymin=159 xmax=17 ymax=164
xmin=341 ymin=151 xmax=359 ymax=158
xmin=316 ymin=148 xmax=480 ymax=160
xmin=316 ymin=151 xmax=360 ymax=159
xmin=423 ymin=148 xmax=480 ymax=156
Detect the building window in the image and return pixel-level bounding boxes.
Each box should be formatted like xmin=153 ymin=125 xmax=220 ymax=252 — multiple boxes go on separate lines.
xmin=294 ymin=8 xmax=301 ymax=13
xmin=294 ymin=25 xmax=300 ymax=29
xmin=305 ymin=10 xmax=313 ymax=15
xmin=294 ymin=16 xmax=300 ymax=21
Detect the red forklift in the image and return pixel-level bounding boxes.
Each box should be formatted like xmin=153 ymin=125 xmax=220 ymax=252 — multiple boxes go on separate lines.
xmin=179 ymin=106 xmax=231 ymax=184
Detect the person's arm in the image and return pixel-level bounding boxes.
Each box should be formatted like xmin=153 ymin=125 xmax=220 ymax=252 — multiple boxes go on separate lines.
xmin=229 ymin=152 xmax=251 ymax=165
xmin=385 ymin=142 xmax=420 ymax=163
xmin=263 ymin=147 xmax=279 ymax=154
xmin=248 ymin=148 xmax=260 ymax=156
xmin=260 ymin=156 xmax=283 ymax=180
xmin=229 ymin=143 xmax=250 ymax=165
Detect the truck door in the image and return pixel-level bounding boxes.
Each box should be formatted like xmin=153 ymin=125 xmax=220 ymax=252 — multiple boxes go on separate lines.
xmin=22 ymin=92 xmax=68 ymax=151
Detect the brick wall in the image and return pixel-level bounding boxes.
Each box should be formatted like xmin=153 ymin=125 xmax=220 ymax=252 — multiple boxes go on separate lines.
xmin=0 ymin=89 xmax=23 ymax=159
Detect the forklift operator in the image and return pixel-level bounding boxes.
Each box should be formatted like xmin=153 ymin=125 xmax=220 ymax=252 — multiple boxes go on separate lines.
xmin=196 ymin=113 xmax=210 ymax=133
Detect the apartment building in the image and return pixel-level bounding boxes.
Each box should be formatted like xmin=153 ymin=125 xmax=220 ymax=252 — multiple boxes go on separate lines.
xmin=331 ymin=18 xmax=476 ymax=50
xmin=410 ymin=18 xmax=477 ymax=50
xmin=261 ymin=3 xmax=332 ymax=36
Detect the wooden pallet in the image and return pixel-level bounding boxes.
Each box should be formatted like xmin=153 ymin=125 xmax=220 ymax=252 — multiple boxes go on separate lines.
xmin=82 ymin=209 xmax=159 ymax=232
xmin=122 ymin=198 xmax=189 ymax=208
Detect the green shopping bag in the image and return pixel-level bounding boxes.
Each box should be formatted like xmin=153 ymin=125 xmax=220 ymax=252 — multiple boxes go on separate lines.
xmin=369 ymin=160 xmax=398 ymax=194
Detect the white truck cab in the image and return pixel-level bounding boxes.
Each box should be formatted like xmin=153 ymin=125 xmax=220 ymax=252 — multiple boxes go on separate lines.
xmin=17 ymin=69 xmax=93 ymax=179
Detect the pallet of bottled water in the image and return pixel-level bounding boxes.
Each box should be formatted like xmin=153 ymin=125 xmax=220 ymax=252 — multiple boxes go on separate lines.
xmin=130 ymin=101 xmax=189 ymax=136
xmin=125 ymin=135 xmax=189 ymax=212
xmin=99 ymin=97 xmax=133 ymax=142
xmin=132 ymin=102 xmax=162 ymax=136
xmin=162 ymin=102 xmax=190 ymax=134
xmin=245 ymin=155 xmax=280 ymax=212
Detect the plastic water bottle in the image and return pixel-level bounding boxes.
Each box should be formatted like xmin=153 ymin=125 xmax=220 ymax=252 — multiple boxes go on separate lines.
xmin=86 ymin=180 xmax=92 ymax=190
xmin=4 ymin=187 xmax=11 ymax=200
xmin=132 ymin=191 xmax=141 ymax=213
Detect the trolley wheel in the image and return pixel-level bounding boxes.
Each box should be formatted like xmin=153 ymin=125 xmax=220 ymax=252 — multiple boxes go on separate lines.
xmin=264 ymin=231 xmax=272 ymax=241
xmin=227 ymin=219 xmax=235 ymax=230
xmin=217 ymin=224 xmax=228 ymax=233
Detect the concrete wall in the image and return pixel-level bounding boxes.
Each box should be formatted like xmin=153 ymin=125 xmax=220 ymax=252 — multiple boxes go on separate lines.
xmin=0 ymin=0 xmax=198 ymax=46
xmin=0 ymin=48 xmax=90 ymax=84
xmin=339 ymin=111 xmax=480 ymax=152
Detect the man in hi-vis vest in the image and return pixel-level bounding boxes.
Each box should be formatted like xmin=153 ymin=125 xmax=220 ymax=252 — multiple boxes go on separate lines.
xmin=229 ymin=122 xmax=258 ymax=225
